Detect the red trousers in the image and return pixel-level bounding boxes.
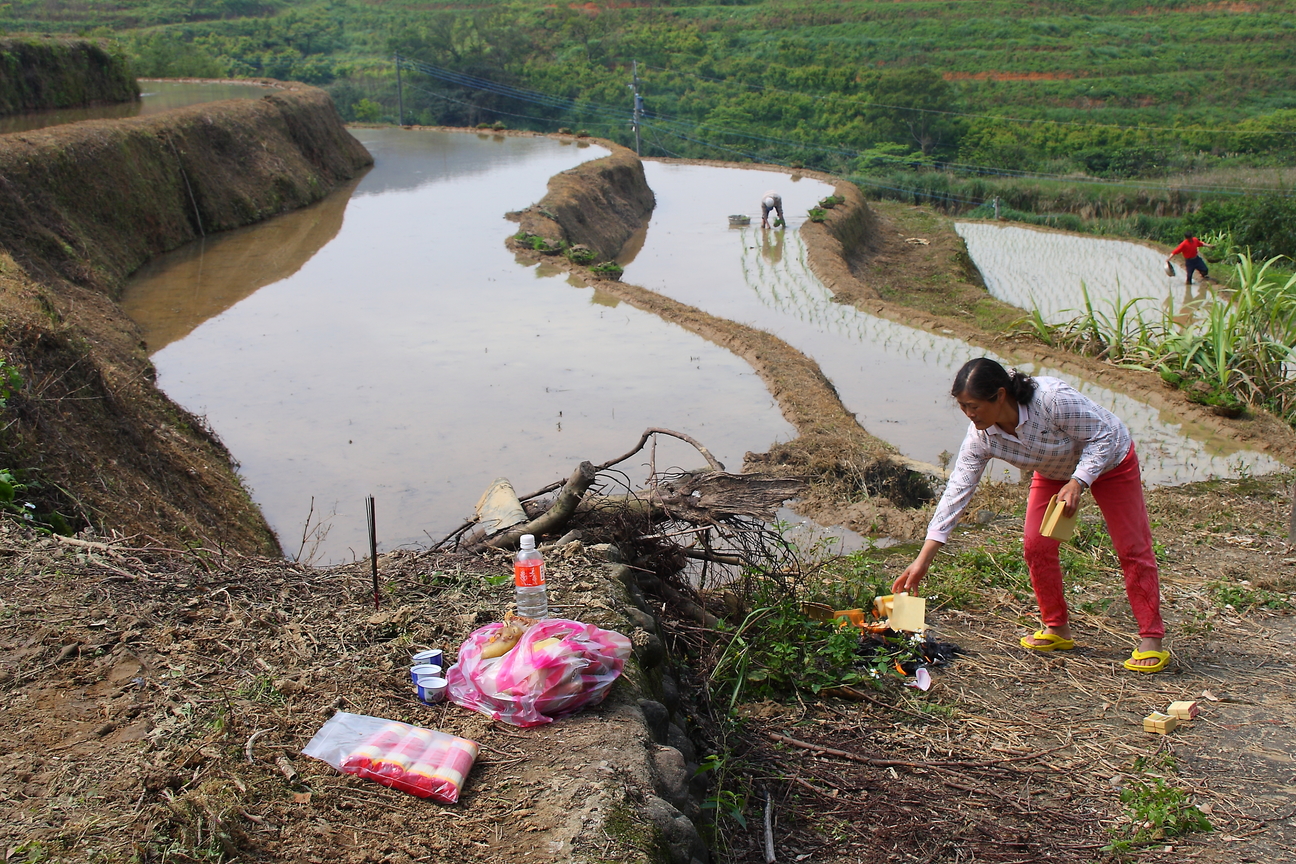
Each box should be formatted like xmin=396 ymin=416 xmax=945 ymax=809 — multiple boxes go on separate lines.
xmin=1022 ymin=445 xmax=1164 ymax=639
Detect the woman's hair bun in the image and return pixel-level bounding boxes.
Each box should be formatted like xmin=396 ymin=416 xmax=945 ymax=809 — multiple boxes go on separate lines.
xmin=951 ymin=358 xmax=1037 ymax=405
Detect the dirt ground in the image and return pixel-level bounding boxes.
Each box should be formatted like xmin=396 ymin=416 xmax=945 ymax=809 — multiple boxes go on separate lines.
xmin=0 ymin=533 xmax=681 ymax=863
xmin=706 ymin=473 xmax=1296 ymax=864
xmin=3 ymin=473 xmax=1294 ymax=863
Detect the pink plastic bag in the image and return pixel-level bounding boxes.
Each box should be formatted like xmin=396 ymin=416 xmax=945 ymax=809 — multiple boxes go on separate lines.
xmin=447 ymin=618 xmax=632 ymax=727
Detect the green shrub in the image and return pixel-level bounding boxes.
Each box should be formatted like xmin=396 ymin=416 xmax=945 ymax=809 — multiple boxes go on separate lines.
xmin=565 ymin=245 xmax=596 ymax=266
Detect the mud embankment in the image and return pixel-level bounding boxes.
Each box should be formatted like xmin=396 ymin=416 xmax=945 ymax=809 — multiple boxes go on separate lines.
xmin=800 ymin=187 xmax=1296 ymax=467
xmin=0 ymin=84 xmax=372 ymax=553
xmin=0 ymin=38 xmax=137 ymax=115
xmin=518 ymin=145 xmax=656 ymax=262
xmin=510 ymin=144 xmax=936 ymax=537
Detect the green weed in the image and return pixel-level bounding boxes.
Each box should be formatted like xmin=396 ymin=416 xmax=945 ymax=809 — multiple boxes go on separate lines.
xmin=6 ymin=841 xmax=50 ymax=864
xmin=1106 ymin=777 xmax=1212 ymax=852
xmin=943 ymin=546 xmax=1033 ymax=601
xmin=709 ymin=600 xmax=860 ymax=708
xmin=565 ymin=245 xmax=596 ymax=266
xmin=1027 ymin=253 xmax=1296 ymax=425
xmin=1209 ymin=580 xmax=1291 ymax=611
xmin=0 ymin=357 xmax=22 ymax=407
xmin=695 ymin=755 xmax=747 ymax=829
xmin=236 ymin=674 xmax=284 ymax=705
xmin=589 ymin=261 xmax=623 ymax=280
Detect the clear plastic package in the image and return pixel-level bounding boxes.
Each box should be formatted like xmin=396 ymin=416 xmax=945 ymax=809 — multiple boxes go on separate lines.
xmin=302 ymin=711 xmax=478 ymax=802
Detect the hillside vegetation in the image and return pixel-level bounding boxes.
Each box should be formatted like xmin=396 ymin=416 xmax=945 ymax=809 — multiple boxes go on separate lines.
xmin=0 ymin=36 xmax=137 ymax=114
xmin=4 ymin=0 xmax=1295 ymax=247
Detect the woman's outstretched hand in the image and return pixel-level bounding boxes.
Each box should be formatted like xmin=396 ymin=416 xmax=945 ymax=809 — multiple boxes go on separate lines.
xmin=893 ymin=538 xmax=944 ymax=593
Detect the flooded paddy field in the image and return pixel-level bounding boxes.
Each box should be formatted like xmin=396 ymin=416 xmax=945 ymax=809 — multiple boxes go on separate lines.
xmin=122 ymin=129 xmax=793 ymax=562
xmin=627 ymin=162 xmax=1282 ymax=485
xmin=0 ymin=80 xmax=275 ymax=135
xmin=123 ymin=130 xmax=1282 ymax=563
xmin=955 ymin=220 xmax=1188 ymax=324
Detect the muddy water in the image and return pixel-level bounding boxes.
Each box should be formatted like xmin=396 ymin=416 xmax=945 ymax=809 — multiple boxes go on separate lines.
xmin=124 ymin=176 xmax=362 ymax=352
xmin=0 ymin=81 xmax=275 ymax=135
xmin=955 ymin=221 xmax=1185 ymax=324
xmin=122 ymin=129 xmax=793 ymax=563
xmin=624 ymin=162 xmax=1283 ymax=485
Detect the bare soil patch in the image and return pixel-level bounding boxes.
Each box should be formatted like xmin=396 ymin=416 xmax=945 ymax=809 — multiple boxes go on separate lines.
xmin=0 ymin=529 xmax=678 ymax=863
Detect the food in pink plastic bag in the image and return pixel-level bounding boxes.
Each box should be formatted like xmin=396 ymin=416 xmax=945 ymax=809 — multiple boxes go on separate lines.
xmin=302 ymin=712 xmax=478 ymax=802
xmin=447 ymin=618 xmax=632 ymax=727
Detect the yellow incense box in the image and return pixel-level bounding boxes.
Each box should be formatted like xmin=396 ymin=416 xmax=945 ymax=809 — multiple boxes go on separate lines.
xmin=1040 ymin=494 xmax=1078 ymax=542
xmin=1143 ymin=711 xmax=1179 ymax=734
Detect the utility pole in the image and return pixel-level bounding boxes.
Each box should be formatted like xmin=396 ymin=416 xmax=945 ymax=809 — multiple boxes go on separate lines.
xmin=395 ymin=53 xmax=404 ymax=126
xmin=629 ymin=60 xmax=643 ymax=156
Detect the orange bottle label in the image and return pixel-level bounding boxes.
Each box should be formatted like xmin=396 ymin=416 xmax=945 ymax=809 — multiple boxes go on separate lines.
xmin=514 ymin=560 xmax=544 ymax=588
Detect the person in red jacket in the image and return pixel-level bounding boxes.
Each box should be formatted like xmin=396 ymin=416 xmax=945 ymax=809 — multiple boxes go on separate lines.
xmin=1167 ymin=234 xmax=1214 ymax=286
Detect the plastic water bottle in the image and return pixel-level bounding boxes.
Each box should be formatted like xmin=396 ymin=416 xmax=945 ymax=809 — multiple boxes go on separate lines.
xmin=513 ymin=534 xmax=548 ymax=619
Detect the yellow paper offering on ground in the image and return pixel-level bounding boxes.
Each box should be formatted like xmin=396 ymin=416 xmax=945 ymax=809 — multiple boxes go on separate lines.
xmin=1040 ymin=494 xmax=1077 ymax=542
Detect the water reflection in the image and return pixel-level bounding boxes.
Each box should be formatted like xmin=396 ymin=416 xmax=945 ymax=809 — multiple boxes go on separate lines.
xmin=625 ymin=162 xmax=1282 ymax=486
xmin=123 ymin=176 xmax=362 ymax=352
xmin=0 ymin=81 xmax=275 ymax=135
xmin=123 ymin=130 xmax=795 ymax=563
xmin=760 ymin=228 xmax=785 ymax=265
xmin=955 ymin=221 xmax=1182 ymax=324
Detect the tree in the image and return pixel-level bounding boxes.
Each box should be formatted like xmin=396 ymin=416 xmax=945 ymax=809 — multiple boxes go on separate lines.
xmin=863 ymin=68 xmax=962 ymax=156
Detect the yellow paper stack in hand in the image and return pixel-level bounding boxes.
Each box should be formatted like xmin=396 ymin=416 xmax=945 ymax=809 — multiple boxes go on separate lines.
xmin=1040 ymin=494 xmax=1078 ymax=542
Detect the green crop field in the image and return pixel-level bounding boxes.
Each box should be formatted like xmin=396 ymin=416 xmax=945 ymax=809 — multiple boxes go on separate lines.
xmin=4 ymin=0 xmax=1295 ymax=247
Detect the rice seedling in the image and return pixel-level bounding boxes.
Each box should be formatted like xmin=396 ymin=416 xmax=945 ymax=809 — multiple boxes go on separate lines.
xmin=1025 ymin=253 xmax=1296 ymax=422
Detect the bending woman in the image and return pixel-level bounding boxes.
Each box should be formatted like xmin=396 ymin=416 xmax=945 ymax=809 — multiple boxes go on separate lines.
xmin=893 ymin=358 xmax=1169 ymax=673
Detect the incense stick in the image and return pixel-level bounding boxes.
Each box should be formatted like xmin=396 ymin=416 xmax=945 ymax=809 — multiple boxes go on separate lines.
xmin=366 ymin=495 xmax=378 ymax=610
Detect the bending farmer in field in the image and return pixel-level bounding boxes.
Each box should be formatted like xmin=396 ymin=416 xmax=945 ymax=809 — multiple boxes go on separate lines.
xmin=1167 ymin=233 xmax=1214 ymax=287
xmin=893 ymin=358 xmax=1169 ymax=673
xmin=760 ymin=190 xmax=784 ymax=229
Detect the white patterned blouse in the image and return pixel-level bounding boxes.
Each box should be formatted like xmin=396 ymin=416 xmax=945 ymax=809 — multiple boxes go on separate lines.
xmin=926 ymin=376 xmax=1132 ymax=543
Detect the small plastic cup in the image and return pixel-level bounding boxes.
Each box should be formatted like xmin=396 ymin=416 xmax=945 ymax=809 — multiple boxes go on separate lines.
xmin=410 ymin=663 xmax=442 ymax=684
xmin=416 ymin=674 xmax=447 ymax=704
xmin=411 ymin=648 xmax=444 ymax=669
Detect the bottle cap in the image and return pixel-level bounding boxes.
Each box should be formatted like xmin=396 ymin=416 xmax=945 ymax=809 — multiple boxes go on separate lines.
xmin=519 ymin=534 xmax=536 ymax=550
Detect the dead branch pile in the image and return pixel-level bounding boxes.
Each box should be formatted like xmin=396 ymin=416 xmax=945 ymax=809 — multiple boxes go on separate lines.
xmin=435 ymin=428 xmax=809 ymax=581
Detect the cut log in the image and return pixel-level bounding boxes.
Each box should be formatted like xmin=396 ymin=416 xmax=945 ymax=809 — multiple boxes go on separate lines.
xmin=656 ymin=472 xmax=807 ymax=522
xmin=484 ymin=461 xmax=598 ymax=549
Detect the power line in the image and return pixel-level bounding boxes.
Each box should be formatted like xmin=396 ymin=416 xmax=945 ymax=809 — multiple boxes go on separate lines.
xmin=391 ymin=58 xmax=1293 ymax=198
xmin=402 ymin=81 xmax=622 ymax=130
xmin=642 ymin=120 xmax=987 ymax=208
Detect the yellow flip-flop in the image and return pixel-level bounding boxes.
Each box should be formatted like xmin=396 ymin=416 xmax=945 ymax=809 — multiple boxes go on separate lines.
xmin=1019 ymin=631 xmax=1076 ymax=652
xmin=1124 ymin=649 xmax=1170 ymax=673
